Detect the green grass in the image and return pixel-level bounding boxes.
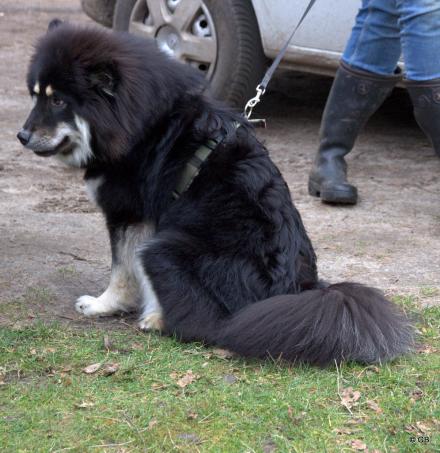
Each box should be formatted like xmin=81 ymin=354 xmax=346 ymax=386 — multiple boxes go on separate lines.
xmin=0 ymin=287 xmax=55 ymax=324
xmin=0 ymin=301 xmax=438 ymax=453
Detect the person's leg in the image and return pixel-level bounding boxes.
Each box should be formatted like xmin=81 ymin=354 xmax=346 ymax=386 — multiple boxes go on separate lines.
xmin=397 ymin=0 xmax=440 ymax=80
xmin=309 ymin=0 xmax=402 ymax=204
xmin=343 ymin=0 xmax=402 ymax=75
xmin=398 ymin=0 xmax=440 ymax=156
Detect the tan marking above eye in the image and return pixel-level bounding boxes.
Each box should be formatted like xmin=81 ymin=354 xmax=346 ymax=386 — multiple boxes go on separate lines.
xmin=33 ymin=82 xmax=40 ymax=94
xmin=45 ymin=85 xmax=54 ymax=96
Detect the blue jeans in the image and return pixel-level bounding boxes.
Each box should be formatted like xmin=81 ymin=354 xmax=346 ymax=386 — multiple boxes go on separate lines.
xmin=342 ymin=0 xmax=440 ymax=80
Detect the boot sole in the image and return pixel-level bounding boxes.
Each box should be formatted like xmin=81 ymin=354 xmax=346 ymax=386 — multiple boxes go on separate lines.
xmin=308 ymin=179 xmax=357 ymax=205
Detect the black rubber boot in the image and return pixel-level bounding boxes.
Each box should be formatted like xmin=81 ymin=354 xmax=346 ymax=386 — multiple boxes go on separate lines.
xmin=309 ymin=61 xmax=401 ymax=204
xmin=406 ymin=79 xmax=440 ymax=157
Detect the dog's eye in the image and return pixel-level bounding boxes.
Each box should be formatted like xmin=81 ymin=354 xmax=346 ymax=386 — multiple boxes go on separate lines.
xmin=51 ymin=95 xmax=65 ymax=108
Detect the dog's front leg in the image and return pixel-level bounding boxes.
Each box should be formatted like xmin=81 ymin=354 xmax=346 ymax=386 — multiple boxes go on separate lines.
xmin=75 ymin=224 xmax=154 ymax=317
xmin=135 ymin=260 xmax=164 ymax=332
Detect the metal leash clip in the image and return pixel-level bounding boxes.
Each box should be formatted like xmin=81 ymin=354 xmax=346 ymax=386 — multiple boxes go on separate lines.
xmin=242 ymin=0 xmax=316 ymax=129
xmin=244 ymin=84 xmax=267 ymax=128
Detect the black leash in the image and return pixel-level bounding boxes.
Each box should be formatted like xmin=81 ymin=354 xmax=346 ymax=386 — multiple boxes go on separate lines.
xmin=244 ymin=0 xmax=317 ymax=123
xmin=173 ymin=1 xmax=317 ymax=199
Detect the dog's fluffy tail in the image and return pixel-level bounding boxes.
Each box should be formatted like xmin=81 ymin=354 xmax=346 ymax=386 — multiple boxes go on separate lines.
xmin=215 ymin=282 xmax=413 ymax=365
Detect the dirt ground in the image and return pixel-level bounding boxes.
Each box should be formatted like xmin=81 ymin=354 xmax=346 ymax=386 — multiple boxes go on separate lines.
xmin=1 ymin=1 xmax=439 ymax=328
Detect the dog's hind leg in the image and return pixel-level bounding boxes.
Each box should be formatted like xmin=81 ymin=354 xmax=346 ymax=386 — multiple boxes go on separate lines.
xmin=136 ymin=232 xmax=227 ymax=340
xmin=76 ymin=223 xmax=154 ymax=317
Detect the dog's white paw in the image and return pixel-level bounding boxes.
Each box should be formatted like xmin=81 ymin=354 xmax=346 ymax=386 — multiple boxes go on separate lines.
xmin=75 ymin=295 xmax=109 ymax=317
xmin=138 ymin=312 xmax=164 ymax=331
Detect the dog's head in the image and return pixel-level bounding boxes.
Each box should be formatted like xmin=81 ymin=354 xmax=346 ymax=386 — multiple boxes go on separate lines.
xmin=17 ymin=78 xmax=94 ymax=167
xmin=17 ymin=20 xmax=96 ymax=167
xmin=18 ymin=20 xmax=205 ymax=168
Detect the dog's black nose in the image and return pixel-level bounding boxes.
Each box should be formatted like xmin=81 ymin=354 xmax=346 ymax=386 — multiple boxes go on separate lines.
xmin=17 ymin=129 xmax=32 ymax=146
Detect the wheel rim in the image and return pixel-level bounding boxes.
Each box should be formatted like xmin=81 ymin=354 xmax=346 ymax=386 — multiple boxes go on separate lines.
xmin=129 ymin=0 xmax=218 ymax=79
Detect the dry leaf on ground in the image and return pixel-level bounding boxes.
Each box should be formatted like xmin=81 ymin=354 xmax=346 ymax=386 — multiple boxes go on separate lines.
xmin=74 ymin=401 xmax=95 ymax=409
xmin=287 ymin=407 xmax=306 ymax=425
xmin=148 ymin=418 xmax=158 ymax=430
xmin=404 ymin=422 xmax=432 ymax=435
xmin=366 ymin=400 xmax=383 ymax=414
xmin=356 ymin=365 xmax=380 ymax=377
xmin=341 ymin=387 xmax=361 ymax=411
xmin=349 ymin=439 xmax=367 ymax=450
xmin=176 ymin=433 xmax=201 ymax=444
xmin=212 ymin=348 xmax=235 ymax=359
xmin=388 ymin=426 xmax=398 ymax=435
xmin=416 ymin=344 xmax=437 ymax=354
xmin=62 ymin=376 xmax=72 ymax=386
xmin=410 ymin=389 xmax=424 ymax=402
xmin=171 ymin=370 xmax=200 ymax=388
xmin=102 ymin=363 xmax=119 ymax=376
xmin=415 ymin=421 xmax=431 ymax=433
xmin=405 ymin=424 xmax=418 ymax=435
xmin=82 ymin=363 xmax=102 ymax=374
xmin=345 ymin=418 xmax=365 ymax=426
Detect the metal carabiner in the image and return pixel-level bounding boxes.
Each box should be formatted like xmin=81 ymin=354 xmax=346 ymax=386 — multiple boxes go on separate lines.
xmin=244 ymin=84 xmax=266 ymax=120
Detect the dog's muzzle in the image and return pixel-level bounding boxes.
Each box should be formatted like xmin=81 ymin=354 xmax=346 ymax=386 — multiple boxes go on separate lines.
xmin=16 ymin=128 xmax=71 ymax=157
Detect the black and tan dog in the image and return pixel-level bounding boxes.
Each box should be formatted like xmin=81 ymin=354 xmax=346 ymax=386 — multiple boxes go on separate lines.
xmin=17 ymin=20 xmax=413 ymax=365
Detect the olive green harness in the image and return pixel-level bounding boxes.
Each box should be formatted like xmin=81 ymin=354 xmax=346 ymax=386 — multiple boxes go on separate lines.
xmin=172 ymin=123 xmax=241 ymax=200
xmin=172 ymin=137 xmax=220 ymax=200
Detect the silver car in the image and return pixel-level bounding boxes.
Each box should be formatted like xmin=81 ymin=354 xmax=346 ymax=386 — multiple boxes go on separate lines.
xmin=82 ymin=0 xmax=359 ymax=106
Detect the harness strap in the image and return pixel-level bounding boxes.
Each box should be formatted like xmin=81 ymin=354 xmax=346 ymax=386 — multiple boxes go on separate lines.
xmin=172 ymin=138 xmax=218 ymax=199
xmin=172 ymin=123 xmax=241 ymax=200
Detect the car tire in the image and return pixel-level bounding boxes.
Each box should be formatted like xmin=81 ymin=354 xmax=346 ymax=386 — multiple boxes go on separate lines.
xmin=113 ymin=0 xmax=267 ymax=108
xmin=81 ymin=0 xmax=116 ymax=27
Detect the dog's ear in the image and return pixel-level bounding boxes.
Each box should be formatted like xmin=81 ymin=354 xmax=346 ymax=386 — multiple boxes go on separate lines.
xmin=89 ymin=65 xmax=117 ymax=97
xmin=47 ymin=18 xmax=63 ymax=32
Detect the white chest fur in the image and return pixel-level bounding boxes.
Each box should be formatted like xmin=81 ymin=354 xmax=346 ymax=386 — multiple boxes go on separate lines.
xmin=85 ymin=176 xmax=104 ymax=205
